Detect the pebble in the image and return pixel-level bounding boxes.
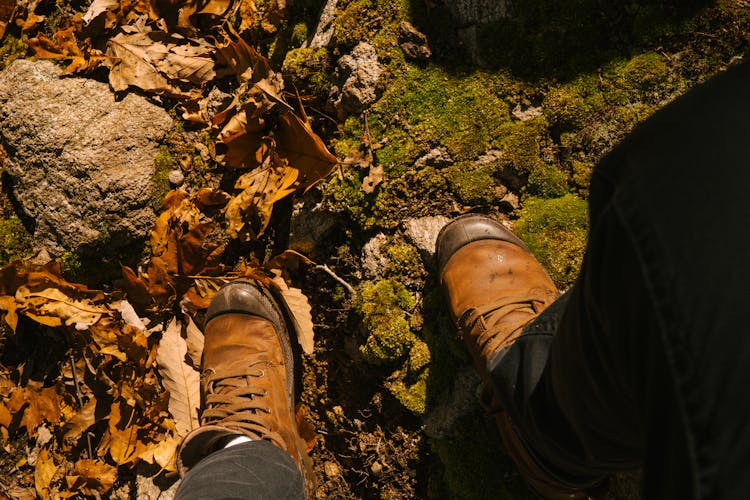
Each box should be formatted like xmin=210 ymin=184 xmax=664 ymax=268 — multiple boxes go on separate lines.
xmin=168 ymin=169 xmax=185 ymax=186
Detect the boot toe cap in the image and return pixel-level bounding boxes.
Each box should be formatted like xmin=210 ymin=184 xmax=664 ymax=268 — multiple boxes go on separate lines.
xmin=436 ymin=214 xmax=528 ymax=281
xmin=206 ymin=279 xmax=281 ymax=324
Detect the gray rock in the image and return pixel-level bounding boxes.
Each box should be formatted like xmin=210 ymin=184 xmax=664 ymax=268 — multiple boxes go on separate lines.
xmin=289 ymin=203 xmax=337 ymax=256
xmin=168 ymin=169 xmax=185 ymax=187
xmin=361 ymin=233 xmax=389 ymax=279
xmin=512 ymin=103 xmax=544 ymax=121
xmin=402 ymin=215 xmax=451 ymax=263
xmin=329 ymin=42 xmax=382 ymax=120
xmin=0 ymin=60 xmax=172 ymax=255
xmin=399 ymin=21 xmax=431 ymax=60
xmin=413 ymin=147 xmax=453 ymax=169
xmin=306 ymin=0 xmax=338 ymax=49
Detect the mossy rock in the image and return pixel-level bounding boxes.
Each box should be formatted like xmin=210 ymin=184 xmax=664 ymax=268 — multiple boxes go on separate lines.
xmin=281 ymin=47 xmax=330 ymax=98
xmin=515 ymin=194 xmax=588 ymax=288
xmin=358 ymin=278 xmax=417 ymax=365
xmin=445 ymin=163 xmax=498 ymax=206
xmin=543 ymin=86 xmax=593 ymax=132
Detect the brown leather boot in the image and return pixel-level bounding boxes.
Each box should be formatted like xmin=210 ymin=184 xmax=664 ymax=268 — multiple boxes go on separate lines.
xmin=176 ymin=279 xmax=314 ymax=495
xmin=436 ymin=215 xmax=588 ymax=499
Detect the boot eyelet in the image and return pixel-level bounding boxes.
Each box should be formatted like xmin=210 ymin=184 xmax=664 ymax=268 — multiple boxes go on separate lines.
xmin=258 ymin=369 xmax=266 ymax=378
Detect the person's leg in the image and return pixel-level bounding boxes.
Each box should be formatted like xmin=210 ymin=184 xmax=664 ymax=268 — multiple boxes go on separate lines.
xmin=175 ymin=440 xmax=304 ymax=500
xmin=440 ymin=60 xmax=750 ymax=499
xmin=174 ymin=280 xmax=313 ymax=499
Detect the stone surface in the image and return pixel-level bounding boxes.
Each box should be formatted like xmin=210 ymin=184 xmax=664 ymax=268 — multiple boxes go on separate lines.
xmin=329 ymin=42 xmax=382 ymax=120
xmin=361 ymin=233 xmax=389 ymax=279
xmin=0 ymin=59 xmax=172 ymax=255
xmin=289 ymin=202 xmax=338 ymax=257
xmin=399 ymin=21 xmax=431 ymax=60
xmin=306 ymin=0 xmax=338 ymax=49
xmin=413 ymin=147 xmax=453 ymax=169
xmin=402 ymin=215 xmax=451 ymax=263
xmin=168 ymin=169 xmax=185 ymax=186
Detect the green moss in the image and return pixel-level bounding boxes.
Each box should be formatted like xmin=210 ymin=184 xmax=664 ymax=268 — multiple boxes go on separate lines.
xmin=498 ymin=118 xmax=549 ymax=177
xmin=331 ymin=0 xmax=378 ymax=51
xmin=0 ymin=35 xmax=29 ymax=70
xmin=0 ymin=217 xmax=32 ymax=265
xmin=290 ymin=22 xmax=308 ymax=46
xmin=526 ymin=163 xmax=568 ymax=198
xmin=445 ymin=163 xmax=497 ymax=206
xmin=281 ymin=47 xmax=330 ymax=98
xmin=429 ymin=411 xmax=531 ymax=500
xmin=571 ymin=160 xmax=593 ymax=197
xmin=385 ymin=243 xmax=423 ymax=280
xmin=622 ymin=52 xmax=670 ymax=93
xmin=543 ymin=85 xmax=592 ymax=131
xmin=150 ymin=145 xmax=174 ymax=210
xmin=388 ymin=370 xmax=428 ymax=414
xmin=515 ymin=194 xmax=589 ymax=288
xmin=59 ymin=251 xmax=83 ymax=282
xmin=358 ymin=279 xmax=417 ymax=365
xmin=408 ymin=340 xmax=430 ymax=372
xmin=369 ymin=66 xmax=512 ymax=174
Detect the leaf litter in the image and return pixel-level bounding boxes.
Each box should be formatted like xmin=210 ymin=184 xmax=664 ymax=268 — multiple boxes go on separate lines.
xmin=1 ymin=0 xmax=336 ymax=496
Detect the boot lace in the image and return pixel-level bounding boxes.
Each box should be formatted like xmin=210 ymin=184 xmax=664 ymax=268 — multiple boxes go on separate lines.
xmin=201 ymin=361 xmax=285 ymax=449
xmin=457 ymin=290 xmax=552 ymax=361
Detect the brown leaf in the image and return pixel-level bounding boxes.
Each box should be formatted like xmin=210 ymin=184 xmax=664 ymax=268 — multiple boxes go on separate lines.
xmin=34 ymin=448 xmax=58 ymax=499
xmin=104 ymin=29 xmax=213 ymax=97
xmin=295 ymin=405 xmax=318 ymax=453
xmin=0 ymin=0 xmax=15 ymax=40
xmin=120 ymin=266 xmax=151 ymax=310
xmin=223 ymin=156 xmax=297 ymax=238
xmin=28 ymin=27 xmax=106 ymax=73
xmin=361 ymin=165 xmax=385 ymax=194
xmin=183 ymin=315 xmax=204 ymax=369
xmin=156 ymin=318 xmax=200 ymax=436
xmin=0 ymin=294 xmax=19 ymax=331
xmin=72 ymin=459 xmax=117 ymax=496
xmin=270 ymin=275 xmax=314 ymax=355
xmin=108 ymin=400 xmax=145 ymax=465
xmin=276 ymin=110 xmax=338 ymax=192
xmin=62 ymin=398 xmax=97 ymax=449
xmin=8 ymin=385 xmax=62 ymax=435
xmin=138 ymin=432 xmax=179 ymax=471
xmin=0 ymin=401 xmax=10 ymax=428
xmin=15 ymin=286 xmax=108 ymax=329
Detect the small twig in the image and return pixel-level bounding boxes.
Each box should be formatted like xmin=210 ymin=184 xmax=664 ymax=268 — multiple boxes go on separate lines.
xmin=69 ymin=354 xmax=83 ymax=408
xmin=86 ymin=432 xmax=94 ymax=460
xmin=315 ymin=264 xmax=356 ymax=297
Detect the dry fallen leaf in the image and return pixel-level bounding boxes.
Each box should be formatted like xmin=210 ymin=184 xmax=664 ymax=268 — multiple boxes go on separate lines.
xmin=276 ymin=110 xmax=338 ymax=192
xmin=156 ymin=318 xmax=200 ymax=436
xmin=270 ymin=275 xmax=314 ymax=355
xmin=34 ymin=448 xmax=58 ymax=499
xmin=72 ymin=459 xmax=117 ymax=496
xmin=362 ymin=165 xmax=385 ymax=194
xmin=183 ymin=315 xmax=204 ymax=369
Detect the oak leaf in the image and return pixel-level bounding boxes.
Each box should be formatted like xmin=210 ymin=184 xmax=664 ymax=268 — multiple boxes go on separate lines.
xmin=34 ymin=448 xmax=58 ymax=499
xmin=183 ymin=315 xmax=204 ymax=369
xmin=62 ymin=398 xmax=97 ymax=449
xmin=270 ymin=274 xmax=314 ymax=355
xmin=156 ymin=318 xmax=200 ymax=436
xmin=108 ymin=399 xmax=146 ymax=465
xmin=276 ymin=110 xmax=338 ymax=192
xmin=72 ymin=459 xmax=117 ymax=496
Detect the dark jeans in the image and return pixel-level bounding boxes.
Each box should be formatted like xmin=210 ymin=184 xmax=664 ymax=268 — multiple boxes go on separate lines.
xmin=490 ymin=60 xmax=750 ymax=499
xmin=175 ymin=440 xmax=304 ymax=500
